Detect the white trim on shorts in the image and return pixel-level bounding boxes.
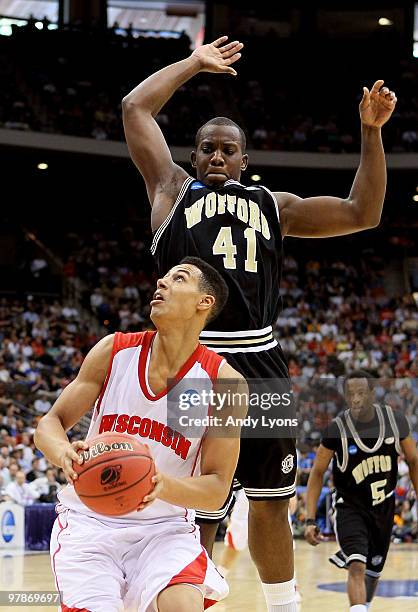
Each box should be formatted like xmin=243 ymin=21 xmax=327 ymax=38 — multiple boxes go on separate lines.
xmin=244 ymin=479 xmax=296 ymax=498
xmin=346 ymin=553 xmax=367 ymax=565
xmin=366 ymin=569 xmax=382 ymax=578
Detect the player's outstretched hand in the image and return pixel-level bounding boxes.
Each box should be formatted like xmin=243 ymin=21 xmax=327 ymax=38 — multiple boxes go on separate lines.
xmin=137 ymin=471 xmax=163 ymax=511
xmin=191 ymin=36 xmax=243 ymax=76
xmin=359 ymin=80 xmax=397 ymax=128
xmin=304 ymin=524 xmax=323 ymax=546
xmin=61 ymin=440 xmax=89 ymax=485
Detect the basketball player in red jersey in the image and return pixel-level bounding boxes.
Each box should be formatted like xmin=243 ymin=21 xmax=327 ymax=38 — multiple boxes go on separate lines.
xmin=122 ymin=36 xmax=397 ymax=611
xmin=35 ymin=257 xmax=248 ymax=612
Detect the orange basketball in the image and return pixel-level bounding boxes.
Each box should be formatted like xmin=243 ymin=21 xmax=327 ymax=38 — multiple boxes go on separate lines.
xmin=73 ymin=432 xmax=156 ymax=516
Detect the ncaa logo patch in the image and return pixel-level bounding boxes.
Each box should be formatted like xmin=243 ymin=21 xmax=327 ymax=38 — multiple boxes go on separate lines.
xmin=385 ymin=437 xmax=394 ymax=444
xmin=281 ymin=454 xmax=294 ymax=474
xmin=348 ymin=445 xmax=358 ymax=455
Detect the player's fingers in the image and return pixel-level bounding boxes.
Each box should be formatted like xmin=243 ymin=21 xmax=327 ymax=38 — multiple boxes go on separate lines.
xmin=359 ymin=87 xmax=369 ymax=108
xmin=370 ymin=79 xmax=384 ymax=94
xmin=72 ymin=440 xmax=89 ymax=451
xmin=220 ymin=66 xmax=238 ymax=76
xmin=212 ymin=36 xmax=228 ymax=47
xmin=63 ymin=461 xmax=77 ymax=483
xmin=71 ymin=450 xmax=84 ymax=464
xmin=220 ymin=42 xmax=243 ymax=58
xmin=224 ymin=52 xmax=242 ymax=65
xmin=380 ymin=86 xmax=389 ymax=96
xmin=219 ymin=40 xmax=241 ymax=53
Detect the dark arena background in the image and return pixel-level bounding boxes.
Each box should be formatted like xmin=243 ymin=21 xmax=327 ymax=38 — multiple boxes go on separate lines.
xmin=0 ymin=1 xmax=417 ymax=610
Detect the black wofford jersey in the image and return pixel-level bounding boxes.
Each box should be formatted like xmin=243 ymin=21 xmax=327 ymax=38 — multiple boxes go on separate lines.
xmin=322 ymin=404 xmax=410 ymax=511
xmin=151 ymin=177 xmax=283 ymax=333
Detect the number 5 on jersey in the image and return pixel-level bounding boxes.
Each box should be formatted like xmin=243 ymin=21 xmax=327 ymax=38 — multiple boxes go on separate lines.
xmin=212 ymin=226 xmax=258 ymax=273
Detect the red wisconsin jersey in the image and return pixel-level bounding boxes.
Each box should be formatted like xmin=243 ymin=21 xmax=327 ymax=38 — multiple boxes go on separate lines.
xmin=58 ymin=331 xmax=226 ymax=524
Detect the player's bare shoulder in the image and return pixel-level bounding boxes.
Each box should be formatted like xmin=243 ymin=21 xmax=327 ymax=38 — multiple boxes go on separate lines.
xmin=151 ymin=166 xmax=191 ymax=233
xmin=78 ymin=333 xmax=115 ymax=384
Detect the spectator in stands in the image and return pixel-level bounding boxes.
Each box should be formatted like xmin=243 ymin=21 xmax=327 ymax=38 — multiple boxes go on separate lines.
xmin=26 ymin=457 xmax=44 ymax=482
xmin=30 ymin=467 xmax=60 ymax=503
xmin=34 ymin=393 xmax=52 ymax=414
xmin=5 ymin=470 xmax=36 ymax=506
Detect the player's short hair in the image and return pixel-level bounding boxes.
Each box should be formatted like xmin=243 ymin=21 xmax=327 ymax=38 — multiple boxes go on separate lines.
xmin=343 ymin=369 xmax=376 ymax=392
xmin=180 ymin=256 xmax=229 ymax=324
xmin=195 ymin=117 xmax=247 ymax=152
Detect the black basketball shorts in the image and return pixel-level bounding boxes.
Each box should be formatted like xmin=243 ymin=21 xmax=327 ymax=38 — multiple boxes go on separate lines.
xmin=333 ymin=497 xmax=395 ymax=577
xmin=196 ymin=344 xmax=297 ymax=523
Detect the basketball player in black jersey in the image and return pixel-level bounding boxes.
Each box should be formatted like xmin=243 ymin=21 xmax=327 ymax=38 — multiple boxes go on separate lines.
xmin=305 ymin=371 xmax=418 ymax=612
xmin=122 ymin=36 xmax=397 ymax=611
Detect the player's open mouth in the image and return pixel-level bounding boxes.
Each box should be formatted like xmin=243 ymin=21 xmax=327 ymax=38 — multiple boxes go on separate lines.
xmin=150 ymin=292 xmax=165 ymax=306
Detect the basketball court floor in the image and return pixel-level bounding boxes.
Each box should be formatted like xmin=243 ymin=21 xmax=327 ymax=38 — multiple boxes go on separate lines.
xmin=2 ymin=541 xmax=417 ymax=611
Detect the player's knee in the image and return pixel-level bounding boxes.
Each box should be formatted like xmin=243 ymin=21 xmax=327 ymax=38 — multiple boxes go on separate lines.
xmin=157 ymin=584 xmax=203 ymax=612
xmin=348 ymin=561 xmax=366 ymax=580
xmin=249 ymin=498 xmax=289 ymax=522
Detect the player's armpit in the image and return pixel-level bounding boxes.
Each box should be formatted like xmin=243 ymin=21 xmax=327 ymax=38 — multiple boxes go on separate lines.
xmin=275 ymin=191 xmax=376 ymax=238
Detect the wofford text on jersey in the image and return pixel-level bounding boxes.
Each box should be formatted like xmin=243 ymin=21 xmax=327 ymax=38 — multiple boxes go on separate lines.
xmin=99 ymin=414 xmax=191 ymax=460
xmin=185 ymin=192 xmax=272 ymax=240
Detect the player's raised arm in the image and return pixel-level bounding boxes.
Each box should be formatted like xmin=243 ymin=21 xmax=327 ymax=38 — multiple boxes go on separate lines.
xmin=34 ymin=334 xmax=114 ymax=483
xmin=304 ymin=444 xmax=334 ymax=545
xmin=276 ymin=80 xmax=397 ymax=238
xmin=141 ymin=364 xmax=248 ymax=512
xmin=122 ymin=37 xmax=243 ymax=222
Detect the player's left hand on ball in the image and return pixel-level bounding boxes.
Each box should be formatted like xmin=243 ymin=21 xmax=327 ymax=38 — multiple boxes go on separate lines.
xmin=304 ymin=524 xmax=323 ymax=546
xmin=359 ymin=80 xmax=397 ymax=128
xmin=137 ymin=472 xmax=163 ymax=511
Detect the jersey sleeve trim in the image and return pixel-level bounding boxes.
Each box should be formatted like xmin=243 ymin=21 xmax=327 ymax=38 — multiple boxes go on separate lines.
xmin=95 ymin=332 xmax=144 ymax=415
xmin=334 ymin=416 xmax=349 ymax=472
xmin=385 ymin=404 xmax=403 ymax=455
xmin=199 ymin=346 xmax=227 ymax=381
xmin=259 ymin=185 xmax=281 ymax=228
xmin=151 ymin=176 xmax=195 ymax=255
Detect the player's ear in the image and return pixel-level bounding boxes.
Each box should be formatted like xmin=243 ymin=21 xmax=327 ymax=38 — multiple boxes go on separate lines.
xmin=191 ymin=151 xmax=197 ymax=168
xmin=198 ymin=294 xmax=215 ymax=314
xmin=241 ymin=154 xmax=249 ymax=171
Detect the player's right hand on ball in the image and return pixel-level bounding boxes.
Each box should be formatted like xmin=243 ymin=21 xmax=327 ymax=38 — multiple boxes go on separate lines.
xmin=191 ymin=36 xmax=243 ymax=76
xmin=304 ymin=524 xmax=323 ymax=546
xmin=59 ymin=440 xmax=89 ymax=485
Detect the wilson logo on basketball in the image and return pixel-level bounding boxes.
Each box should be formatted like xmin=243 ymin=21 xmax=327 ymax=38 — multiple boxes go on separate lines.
xmin=82 ymin=441 xmax=134 ymax=463
xmin=100 ymin=465 xmax=122 ymax=486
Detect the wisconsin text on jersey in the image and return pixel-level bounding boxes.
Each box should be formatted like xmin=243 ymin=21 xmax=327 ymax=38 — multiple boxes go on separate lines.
xmin=98 ymin=414 xmax=191 ymax=460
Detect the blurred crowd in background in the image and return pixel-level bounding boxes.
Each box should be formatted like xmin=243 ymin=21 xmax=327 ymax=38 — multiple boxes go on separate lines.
xmin=1 ymin=24 xmax=418 ymax=151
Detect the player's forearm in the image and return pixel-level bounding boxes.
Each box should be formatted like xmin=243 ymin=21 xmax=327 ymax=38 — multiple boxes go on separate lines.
xmin=34 ymin=415 xmax=72 ymax=468
xmin=122 ymin=56 xmax=201 ymax=118
xmin=306 ymin=469 xmax=324 ymax=520
xmin=158 ymin=473 xmax=229 ymax=511
xmin=347 ymin=124 xmax=386 ymax=229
